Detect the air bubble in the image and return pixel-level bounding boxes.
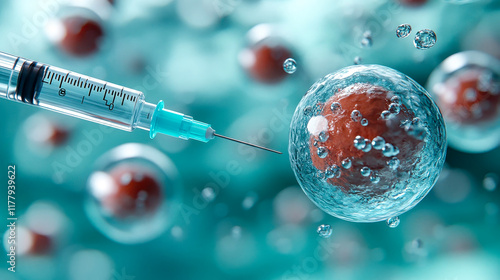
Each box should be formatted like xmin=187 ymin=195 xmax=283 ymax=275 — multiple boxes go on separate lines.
xmin=317 ymin=224 xmax=332 ymax=238
xmin=483 ymin=173 xmax=498 ymax=191
xmin=317 ymin=147 xmax=328 ymax=158
xmin=370 ymin=173 xmax=380 ymax=184
xmin=396 ymin=24 xmax=412 ymax=38
xmin=362 ymin=139 xmax=372 ymax=152
xmin=372 ymin=136 xmax=385 ymax=150
xmin=341 ymin=158 xmax=352 ymax=169
xmin=354 ymin=56 xmax=362 ymax=65
xmin=391 ymin=96 xmax=401 ymax=104
xmin=360 ymin=167 xmax=371 ymax=177
xmin=325 ymin=165 xmax=341 ymax=179
xmin=388 ymin=103 xmax=400 ymax=114
xmin=381 ymin=110 xmax=391 ymax=119
xmin=283 ymin=58 xmax=297 ymax=74
xmin=361 ymin=118 xmax=369 ymax=126
xmin=414 ymin=29 xmax=437 ymax=50
xmin=318 ymin=131 xmax=329 ymax=142
xmin=361 ymin=31 xmax=372 ymax=48
xmin=330 ymin=102 xmax=341 ymax=113
xmin=202 ymin=187 xmax=216 ymax=202
xmin=387 ymin=216 xmax=400 ymax=228
xmin=351 ymin=110 xmax=362 ymax=122
xmin=387 ymin=157 xmax=400 ymax=170
xmin=382 ymin=143 xmax=395 ymax=157
xmin=354 ymin=136 xmax=365 ymax=150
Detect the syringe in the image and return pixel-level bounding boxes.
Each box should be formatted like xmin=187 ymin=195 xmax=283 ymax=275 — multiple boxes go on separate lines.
xmin=0 ymin=51 xmax=281 ymax=154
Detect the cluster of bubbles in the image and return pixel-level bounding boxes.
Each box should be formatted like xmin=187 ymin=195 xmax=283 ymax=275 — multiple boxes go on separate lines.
xmin=396 ymin=24 xmax=437 ymax=50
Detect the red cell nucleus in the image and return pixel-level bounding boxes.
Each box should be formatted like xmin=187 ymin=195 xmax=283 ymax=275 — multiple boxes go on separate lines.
xmin=101 ymin=165 xmax=163 ymax=219
xmin=59 ymin=16 xmax=104 ymax=57
xmin=29 ymin=231 xmax=53 ymax=255
xmin=241 ymin=44 xmax=292 ymax=84
xmin=437 ymin=68 xmax=500 ymax=124
xmin=309 ymin=83 xmax=424 ymax=194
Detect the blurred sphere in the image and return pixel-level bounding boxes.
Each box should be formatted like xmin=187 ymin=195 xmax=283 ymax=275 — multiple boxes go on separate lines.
xmin=289 ymin=65 xmax=446 ymax=222
xmin=85 ymin=143 xmax=181 ymax=243
xmin=427 ymin=51 xmax=500 ymax=153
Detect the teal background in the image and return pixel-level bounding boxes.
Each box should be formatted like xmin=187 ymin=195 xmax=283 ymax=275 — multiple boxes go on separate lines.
xmin=1 ymin=0 xmax=500 ymax=279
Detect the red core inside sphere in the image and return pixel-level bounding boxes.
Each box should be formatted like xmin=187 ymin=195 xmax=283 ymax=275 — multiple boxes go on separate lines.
xmin=398 ymin=0 xmax=427 ymax=6
xmin=29 ymin=231 xmax=53 ymax=255
xmin=101 ymin=165 xmax=163 ymax=219
xmin=47 ymin=125 xmax=69 ymax=146
xmin=60 ymin=16 xmax=104 ymax=57
xmin=309 ymin=83 xmax=424 ymax=194
xmin=243 ymin=44 xmax=292 ymax=84
xmin=437 ymin=68 xmax=500 ymax=124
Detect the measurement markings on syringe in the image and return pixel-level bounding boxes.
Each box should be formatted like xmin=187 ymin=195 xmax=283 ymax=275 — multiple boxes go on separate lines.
xmin=42 ymin=69 xmax=138 ymax=111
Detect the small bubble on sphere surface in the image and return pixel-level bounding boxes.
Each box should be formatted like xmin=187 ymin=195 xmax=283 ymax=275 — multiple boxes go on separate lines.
xmin=414 ymin=29 xmax=437 ymax=49
xmin=289 ymin=65 xmax=446 ymax=223
xmin=316 ymin=224 xmax=332 ymax=238
xmin=387 ymin=216 xmax=400 ymax=228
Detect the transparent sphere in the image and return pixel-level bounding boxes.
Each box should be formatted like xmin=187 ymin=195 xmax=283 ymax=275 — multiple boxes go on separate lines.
xmin=85 ymin=143 xmax=181 ymax=243
xmin=289 ymin=65 xmax=446 ymax=223
xmin=427 ymin=51 xmax=500 ymax=153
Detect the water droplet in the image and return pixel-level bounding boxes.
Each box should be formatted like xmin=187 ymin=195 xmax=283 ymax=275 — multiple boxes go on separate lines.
xmin=354 ymin=135 xmax=366 ymax=150
xmin=330 ymin=102 xmax=341 ymax=113
xmin=382 ymin=143 xmax=395 ymax=157
xmin=483 ymin=173 xmax=499 ymax=191
xmin=341 ymin=158 xmax=352 ymax=169
xmin=391 ymin=96 xmax=401 ymax=105
xmin=360 ymin=118 xmax=369 ymax=126
xmin=362 ymin=139 xmax=372 ymax=152
xmin=388 ymin=103 xmax=400 ymax=114
xmin=370 ymin=173 xmax=380 ymax=183
xmin=316 ymin=170 xmax=325 ymax=179
xmin=381 ymin=110 xmax=391 ymax=119
xmin=202 ymin=187 xmax=216 ymax=202
xmin=317 ymin=224 xmax=332 ymax=238
xmin=351 ymin=110 xmax=362 ymax=122
xmin=372 ymin=136 xmax=386 ymax=150
xmin=303 ymin=106 xmax=313 ymax=116
xmin=387 ymin=157 xmax=400 ymax=170
xmin=360 ymin=167 xmax=371 ymax=177
xmin=361 ymin=31 xmax=372 ymax=47
xmin=392 ymin=146 xmax=400 ymax=156
xmin=325 ymin=165 xmax=341 ymax=178
xmin=313 ymin=140 xmax=318 ymax=147
xmin=318 ymin=131 xmax=329 ymax=142
xmin=414 ymin=29 xmax=437 ymax=50
xmin=386 ymin=216 xmax=400 ymax=228
xmin=396 ymin=24 xmax=412 ymax=38
xmin=317 ymin=146 xmax=328 ymax=158
xmin=354 ymin=56 xmax=362 ymax=65
xmin=283 ymin=58 xmax=297 ymax=74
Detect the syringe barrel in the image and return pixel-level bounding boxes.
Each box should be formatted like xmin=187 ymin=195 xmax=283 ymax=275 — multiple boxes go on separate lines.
xmin=0 ymin=51 xmax=153 ymax=132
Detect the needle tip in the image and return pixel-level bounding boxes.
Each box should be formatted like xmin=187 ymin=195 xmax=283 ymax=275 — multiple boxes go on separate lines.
xmin=214 ymin=133 xmax=282 ymax=154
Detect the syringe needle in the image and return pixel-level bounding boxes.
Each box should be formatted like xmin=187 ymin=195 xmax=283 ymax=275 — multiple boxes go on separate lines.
xmin=214 ymin=133 xmax=282 ymax=154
